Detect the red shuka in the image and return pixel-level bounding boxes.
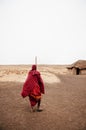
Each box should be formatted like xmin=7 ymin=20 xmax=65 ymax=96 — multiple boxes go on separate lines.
xmin=21 ymin=65 xmax=45 ymax=106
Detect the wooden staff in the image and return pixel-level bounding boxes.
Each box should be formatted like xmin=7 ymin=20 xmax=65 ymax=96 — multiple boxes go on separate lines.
xmin=35 ymin=56 xmax=37 ymax=69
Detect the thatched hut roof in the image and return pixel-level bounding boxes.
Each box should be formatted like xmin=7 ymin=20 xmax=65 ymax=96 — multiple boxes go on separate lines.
xmin=67 ymin=60 xmax=86 ymax=69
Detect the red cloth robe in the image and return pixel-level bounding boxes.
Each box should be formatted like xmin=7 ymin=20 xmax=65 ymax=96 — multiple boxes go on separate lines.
xmin=21 ymin=67 xmax=45 ymax=106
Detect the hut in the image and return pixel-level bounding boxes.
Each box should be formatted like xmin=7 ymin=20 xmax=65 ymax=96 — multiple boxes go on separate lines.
xmin=67 ymin=60 xmax=86 ymax=75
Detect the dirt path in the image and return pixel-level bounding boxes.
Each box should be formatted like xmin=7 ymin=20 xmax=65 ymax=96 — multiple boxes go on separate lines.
xmin=0 ymin=75 xmax=86 ymax=130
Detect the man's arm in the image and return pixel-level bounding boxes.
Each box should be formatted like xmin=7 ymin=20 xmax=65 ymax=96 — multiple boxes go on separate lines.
xmin=38 ymin=74 xmax=45 ymax=94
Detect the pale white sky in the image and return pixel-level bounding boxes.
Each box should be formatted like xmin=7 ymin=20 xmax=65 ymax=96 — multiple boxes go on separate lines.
xmin=0 ymin=0 xmax=86 ymax=65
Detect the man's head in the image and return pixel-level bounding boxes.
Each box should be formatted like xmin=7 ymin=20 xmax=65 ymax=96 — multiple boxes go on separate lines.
xmin=32 ymin=65 xmax=37 ymax=70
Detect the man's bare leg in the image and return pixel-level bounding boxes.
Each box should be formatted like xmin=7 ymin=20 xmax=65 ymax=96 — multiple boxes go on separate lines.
xmin=37 ymin=99 xmax=43 ymax=112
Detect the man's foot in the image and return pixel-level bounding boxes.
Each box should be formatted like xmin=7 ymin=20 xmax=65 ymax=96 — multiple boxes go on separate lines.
xmin=31 ymin=107 xmax=36 ymax=112
xmin=36 ymin=109 xmax=43 ymax=112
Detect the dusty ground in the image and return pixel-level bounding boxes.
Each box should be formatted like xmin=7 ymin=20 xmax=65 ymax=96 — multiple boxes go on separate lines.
xmin=0 ymin=65 xmax=86 ymax=130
